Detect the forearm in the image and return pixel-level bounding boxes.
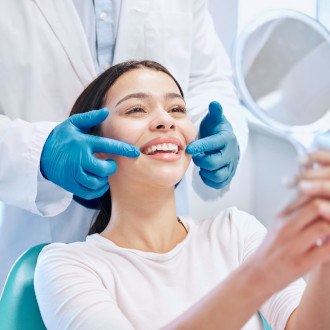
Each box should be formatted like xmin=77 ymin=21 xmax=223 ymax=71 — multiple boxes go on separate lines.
xmin=288 ymin=263 xmax=330 ymax=330
xmin=0 ymin=117 xmax=70 ymax=215
xmin=162 ymin=260 xmax=273 ymax=330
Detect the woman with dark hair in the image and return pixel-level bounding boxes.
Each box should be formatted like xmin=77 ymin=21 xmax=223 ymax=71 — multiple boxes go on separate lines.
xmin=70 ymin=60 xmax=185 ymax=235
xmin=35 ymin=61 xmax=330 ymax=330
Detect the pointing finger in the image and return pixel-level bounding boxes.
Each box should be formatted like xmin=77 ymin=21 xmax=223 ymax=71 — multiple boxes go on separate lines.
xmin=89 ymin=135 xmax=140 ymax=157
xmin=186 ymin=134 xmax=226 ymax=155
xmin=70 ymin=108 xmax=109 ymax=131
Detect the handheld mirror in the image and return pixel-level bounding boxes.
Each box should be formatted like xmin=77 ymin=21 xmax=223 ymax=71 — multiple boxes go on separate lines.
xmin=233 ymin=10 xmax=330 ymax=154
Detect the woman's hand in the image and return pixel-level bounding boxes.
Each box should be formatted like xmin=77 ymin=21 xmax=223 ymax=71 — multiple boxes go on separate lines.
xmin=249 ymin=150 xmax=330 ymax=294
xmin=298 ymin=150 xmax=330 ymax=198
xmin=252 ymin=200 xmax=330 ymax=293
xmin=283 ymin=151 xmax=330 ymax=330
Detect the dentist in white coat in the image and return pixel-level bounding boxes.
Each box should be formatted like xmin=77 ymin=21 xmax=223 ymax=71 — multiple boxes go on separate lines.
xmin=0 ymin=0 xmax=248 ymax=290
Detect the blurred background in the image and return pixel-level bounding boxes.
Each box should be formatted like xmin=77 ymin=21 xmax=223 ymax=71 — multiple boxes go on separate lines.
xmin=0 ymin=0 xmax=329 ymax=228
xmin=188 ymin=0 xmax=330 ymax=227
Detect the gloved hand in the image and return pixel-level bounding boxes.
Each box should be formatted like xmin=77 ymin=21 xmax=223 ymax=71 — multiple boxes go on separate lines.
xmin=40 ymin=108 xmax=140 ymax=199
xmin=186 ymin=101 xmax=239 ymax=189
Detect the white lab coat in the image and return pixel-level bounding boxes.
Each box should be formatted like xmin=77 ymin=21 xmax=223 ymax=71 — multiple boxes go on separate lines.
xmin=0 ymin=0 xmax=248 ymax=289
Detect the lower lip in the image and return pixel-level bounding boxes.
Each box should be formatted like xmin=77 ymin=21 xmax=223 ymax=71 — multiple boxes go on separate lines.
xmin=143 ymin=150 xmax=182 ymax=161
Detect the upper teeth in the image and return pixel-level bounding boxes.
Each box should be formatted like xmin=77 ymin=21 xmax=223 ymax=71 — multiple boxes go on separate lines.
xmin=144 ymin=143 xmax=179 ymax=155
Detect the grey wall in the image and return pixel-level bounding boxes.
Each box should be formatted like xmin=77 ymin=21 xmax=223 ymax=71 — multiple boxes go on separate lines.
xmin=208 ymin=0 xmax=239 ymax=55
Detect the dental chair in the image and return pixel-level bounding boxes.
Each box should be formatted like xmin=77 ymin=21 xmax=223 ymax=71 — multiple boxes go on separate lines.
xmin=0 ymin=243 xmax=48 ymax=330
xmin=260 ymin=314 xmax=272 ymax=330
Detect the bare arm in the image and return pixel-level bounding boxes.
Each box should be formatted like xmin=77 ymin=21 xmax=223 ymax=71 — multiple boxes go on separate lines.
xmin=162 ymin=259 xmax=276 ymax=330
xmin=285 ymin=150 xmax=330 ymax=330
xmin=287 ymin=264 xmax=330 ymax=330
xmin=164 ymin=151 xmax=330 ymax=330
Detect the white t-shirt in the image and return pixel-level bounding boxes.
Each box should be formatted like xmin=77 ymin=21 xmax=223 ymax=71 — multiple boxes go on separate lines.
xmin=34 ymin=207 xmax=305 ymax=330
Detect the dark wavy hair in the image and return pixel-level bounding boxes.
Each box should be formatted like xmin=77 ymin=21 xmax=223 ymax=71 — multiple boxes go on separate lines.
xmin=70 ymin=60 xmax=184 ymax=235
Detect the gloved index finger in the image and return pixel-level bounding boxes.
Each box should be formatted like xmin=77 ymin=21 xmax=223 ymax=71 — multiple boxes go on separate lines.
xmin=70 ymin=108 xmax=109 ymax=131
xmin=90 ymin=135 xmax=140 ymax=158
xmin=186 ymin=134 xmax=226 ymax=155
xmin=208 ymin=101 xmax=224 ymax=125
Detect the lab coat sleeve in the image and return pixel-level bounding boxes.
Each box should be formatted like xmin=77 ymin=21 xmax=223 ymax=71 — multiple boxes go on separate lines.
xmin=0 ymin=115 xmax=72 ymax=216
xmin=34 ymin=244 xmax=135 ymax=330
xmin=187 ymin=0 xmax=249 ymax=200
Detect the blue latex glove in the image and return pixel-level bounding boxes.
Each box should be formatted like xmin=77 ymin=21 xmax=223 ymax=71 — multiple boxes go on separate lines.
xmin=186 ymin=101 xmax=239 ymax=189
xmin=40 ymin=108 xmax=140 ymax=199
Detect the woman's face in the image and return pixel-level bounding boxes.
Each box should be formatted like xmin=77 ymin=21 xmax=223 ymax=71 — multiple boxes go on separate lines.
xmin=99 ymin=68 xmax=196 ymax=188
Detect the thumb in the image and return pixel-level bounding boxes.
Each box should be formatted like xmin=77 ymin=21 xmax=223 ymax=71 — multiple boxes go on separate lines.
xmin=69 ymin=108 xmax=109 ymax=131
xmin=208 ymin=101 xmax=224 ymax=125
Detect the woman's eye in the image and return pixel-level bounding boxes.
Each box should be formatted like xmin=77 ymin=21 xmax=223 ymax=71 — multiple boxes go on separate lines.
xmin=170 ymin=106 xmax=187 ymax=114
xmin=126 ymin=107 xmax=146 ymax=114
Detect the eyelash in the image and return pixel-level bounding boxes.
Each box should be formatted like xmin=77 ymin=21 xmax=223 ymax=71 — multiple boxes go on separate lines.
xmin=126 ymin=106 xmax=145 ymax=114
xmin=126 ymin=106 xmax=187 ymax=115
xmin=171 ymin=106 xmax=187 ymax=114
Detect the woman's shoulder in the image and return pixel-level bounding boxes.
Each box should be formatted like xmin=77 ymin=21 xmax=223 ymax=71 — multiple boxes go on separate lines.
xmin=39 ymin=240 xmax=90 ymax=257
xmin=193 ymin=206 xmax=263 ymax=229
xmin=186 ymin=206 xmax=267 ymax=244
xmin=34 ymin=237 xmax=118 ymax=292
xmin=186 ymin=207 xmax=268 ymax=264
xmin=36 ymin=236 xmax=107 ymax=271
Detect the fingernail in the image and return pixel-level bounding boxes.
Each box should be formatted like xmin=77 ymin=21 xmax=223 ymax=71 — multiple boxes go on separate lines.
xmin=100 ymin=107 xmax=110 ymax=113
xmin=133 ymin=147 xmax=140 ymax=156
xmin=297 ymin=154 xmax=309 ymax=166
xmin=299 ymin=180 xmax=314 ymax=192
xmin=185 ymin=147 xmax=192 ymax=154
xmin=282 ymin=176 xmax=298 ymax=188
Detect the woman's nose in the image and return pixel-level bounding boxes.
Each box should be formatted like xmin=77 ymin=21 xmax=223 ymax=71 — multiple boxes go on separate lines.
xmin=150 ymin=112 xmax=176 ymax=131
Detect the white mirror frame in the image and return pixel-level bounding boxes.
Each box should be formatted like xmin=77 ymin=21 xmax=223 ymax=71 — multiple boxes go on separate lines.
xmin=233 ymin=9 xmax=330 ymax=137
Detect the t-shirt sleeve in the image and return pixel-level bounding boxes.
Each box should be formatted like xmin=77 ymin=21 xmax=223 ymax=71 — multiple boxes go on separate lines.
xmin=34 ymin=244 xmax=134 ymax=330
xmin=228 ymin=207 xmax=305 ymax=330
xmin=260 ymin=278 xmax=305 ymax=330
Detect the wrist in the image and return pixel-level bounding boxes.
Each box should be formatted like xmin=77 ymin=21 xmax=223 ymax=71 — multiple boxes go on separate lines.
xmin=240 ymin=255 xmax=280 ymax=302
xmin=311 ymin=262 xmax=330 ymax=279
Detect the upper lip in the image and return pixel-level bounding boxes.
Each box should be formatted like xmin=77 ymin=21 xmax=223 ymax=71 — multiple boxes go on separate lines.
xmin=140 ymin=137 xmax=183 ymax=153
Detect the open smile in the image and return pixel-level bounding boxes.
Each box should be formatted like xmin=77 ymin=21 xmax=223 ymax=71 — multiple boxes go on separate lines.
xmin=140 ymin=137 xmax=183 ymax=161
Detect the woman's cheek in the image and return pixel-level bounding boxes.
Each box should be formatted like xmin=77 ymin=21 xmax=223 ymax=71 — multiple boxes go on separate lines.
xmin=185 ymin=121 xmax=197 ymax=145
xmin=107 ymin=119 xmax=143 ymax=146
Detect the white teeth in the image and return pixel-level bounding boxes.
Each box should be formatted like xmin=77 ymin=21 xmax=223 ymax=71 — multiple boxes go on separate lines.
xmin=161 ymin=143 xmax=168 ymax=150
xmin=144 ymin=143 xmax=179 ymax=155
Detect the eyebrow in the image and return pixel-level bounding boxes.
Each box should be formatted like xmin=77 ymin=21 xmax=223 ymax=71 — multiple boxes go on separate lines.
xmin=165 ymin=93 xmax=185 ymax=103
xmin=115 ymin=92 xmax=184 ymax=107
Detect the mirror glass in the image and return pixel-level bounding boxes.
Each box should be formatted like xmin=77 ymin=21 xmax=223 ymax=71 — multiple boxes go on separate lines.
xmin=234 ymin=10 xmax=330 ymax=148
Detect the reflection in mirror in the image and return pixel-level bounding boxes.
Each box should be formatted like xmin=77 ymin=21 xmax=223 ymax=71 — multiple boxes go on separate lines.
xmin=244 ymin=17 xmax=330 ymax=126
xmin=234 ymin=10 xmax=330 ymax=151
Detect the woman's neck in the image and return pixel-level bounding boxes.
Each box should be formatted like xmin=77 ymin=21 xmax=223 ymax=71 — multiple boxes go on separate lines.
xmin=100 ymin=181 xmax=187 ymax=253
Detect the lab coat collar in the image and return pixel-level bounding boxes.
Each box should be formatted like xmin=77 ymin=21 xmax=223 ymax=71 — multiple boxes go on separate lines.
xmin=33 ymin=0 xmax=96 ymax=85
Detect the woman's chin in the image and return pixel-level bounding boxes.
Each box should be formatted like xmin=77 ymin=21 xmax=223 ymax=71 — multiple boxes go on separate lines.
xmin=144 ymin=172 xmax=183 ymax=189
xmin=114 ymin=158 xmax=188 ymax=188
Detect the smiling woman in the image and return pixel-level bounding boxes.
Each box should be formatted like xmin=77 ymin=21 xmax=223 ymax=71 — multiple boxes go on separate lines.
xmin=69 ymin=60 xmax=195 ymax=235
xmin=34 ymin=61 xmax=330 ymax=330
